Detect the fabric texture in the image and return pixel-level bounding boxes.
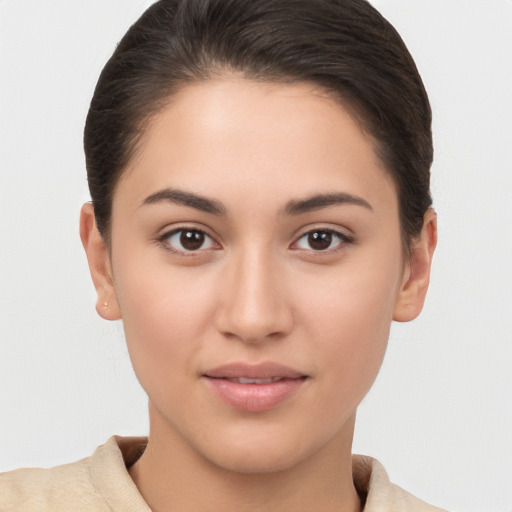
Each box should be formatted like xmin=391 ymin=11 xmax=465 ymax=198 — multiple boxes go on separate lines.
xmin=0 ymin=436 xmax=448 ymax=511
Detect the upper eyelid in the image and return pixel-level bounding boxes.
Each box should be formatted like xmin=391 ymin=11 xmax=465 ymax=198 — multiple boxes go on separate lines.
xmin=293 ymin=229 xmax=353 ymax=244
xmin=158 ymin=224 xmax=219 ymax=241
xmin=291 ymin=225 xmax=353 ymax=242
xmin=299 ymin=227 xmax=350 ymax=238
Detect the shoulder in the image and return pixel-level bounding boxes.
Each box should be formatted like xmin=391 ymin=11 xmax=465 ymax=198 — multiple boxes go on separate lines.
xmin=352 ymin=455 xmax=450 ymax=512
xmin=0 ymin=453 xmax=105 ymax=511
xmin=0 ymin=436 xmax=149 ymax=512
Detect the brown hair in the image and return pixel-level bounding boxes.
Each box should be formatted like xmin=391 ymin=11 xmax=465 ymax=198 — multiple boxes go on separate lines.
xmin=84 ymin=0 xmax=433 ymax=248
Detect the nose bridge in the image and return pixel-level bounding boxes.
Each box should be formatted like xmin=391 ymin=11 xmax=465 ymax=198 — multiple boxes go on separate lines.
xmin=216 ymin=244 xmax=292 ymax=343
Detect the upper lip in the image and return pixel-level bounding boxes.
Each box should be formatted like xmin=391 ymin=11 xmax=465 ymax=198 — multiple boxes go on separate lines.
xmin=203 ymin=362 xmax=306 ymax=380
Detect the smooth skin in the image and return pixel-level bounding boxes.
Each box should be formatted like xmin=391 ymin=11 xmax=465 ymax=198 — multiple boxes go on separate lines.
xmin=81 ymin=78 xmax=437 ymax=512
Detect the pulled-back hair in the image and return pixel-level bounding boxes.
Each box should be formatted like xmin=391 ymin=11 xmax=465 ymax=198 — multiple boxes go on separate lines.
xmin=84 ymin=0 xmax=432 ymax=248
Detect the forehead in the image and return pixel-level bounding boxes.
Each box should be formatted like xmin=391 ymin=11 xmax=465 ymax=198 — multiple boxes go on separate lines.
xmin=116 ymin=78 xmax=397 ymax=214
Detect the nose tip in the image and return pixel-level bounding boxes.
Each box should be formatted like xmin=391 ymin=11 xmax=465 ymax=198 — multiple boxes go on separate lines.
xmin=214 ymin=256 xmax=293 ymax=344
xmin=219 ymin=307 xmax=290 ymax=344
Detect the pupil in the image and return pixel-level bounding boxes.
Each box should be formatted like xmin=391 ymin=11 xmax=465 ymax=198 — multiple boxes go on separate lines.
xmin=180 ymin=230 xmax=204 ymax=250
xmin=308 ymin=231 xmax=332 ymax=250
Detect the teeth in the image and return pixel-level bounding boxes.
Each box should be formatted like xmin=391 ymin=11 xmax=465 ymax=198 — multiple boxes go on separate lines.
xmin=230 ymin=377 xmax=282 ymax=384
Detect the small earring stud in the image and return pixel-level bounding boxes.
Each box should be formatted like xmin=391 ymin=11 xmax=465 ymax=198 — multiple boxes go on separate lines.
xmin=103 ymin=302 xmax=108 ymax=309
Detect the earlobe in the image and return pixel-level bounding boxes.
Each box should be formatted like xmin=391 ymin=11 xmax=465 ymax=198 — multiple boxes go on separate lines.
xmin=393 ymin=209 xmax=437 ymax=322
xmin=79 ymin=203 xmax=122 ymax=321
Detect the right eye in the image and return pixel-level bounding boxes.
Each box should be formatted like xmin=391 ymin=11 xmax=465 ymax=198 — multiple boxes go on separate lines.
xmin=161 ymin=228 xmax=219 ymax=254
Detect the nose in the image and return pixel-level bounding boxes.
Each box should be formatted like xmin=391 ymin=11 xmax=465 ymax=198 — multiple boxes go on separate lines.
xmin=214 ymin=248 xmax=294 ymax=344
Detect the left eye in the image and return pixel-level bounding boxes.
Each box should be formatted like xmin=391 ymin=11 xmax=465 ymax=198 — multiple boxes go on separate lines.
xmin=163 ymin=229 xmax=217 ymax=252
xmin=294 ymin=230 xmax=349 ymax=251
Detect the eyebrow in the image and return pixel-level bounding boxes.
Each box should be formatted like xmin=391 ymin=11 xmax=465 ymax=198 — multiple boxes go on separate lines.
xmin=142 ymin=188 xmax=226 ymax=215
xmin=141 ymin=188 xmax=372 ymax=216
xmin=285 ymin=193 xmax=373 ymax=215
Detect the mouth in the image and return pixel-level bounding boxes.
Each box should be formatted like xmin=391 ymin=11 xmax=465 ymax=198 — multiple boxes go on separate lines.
xmin=224 ymin=376 xmax=285 ymax=384
xmin=202 ymin=362 xmax=308 ymax=412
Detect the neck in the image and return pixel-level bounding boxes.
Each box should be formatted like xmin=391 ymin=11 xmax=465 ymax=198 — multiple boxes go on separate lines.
xmin=129 ymin=406 xmax=362 ymax=512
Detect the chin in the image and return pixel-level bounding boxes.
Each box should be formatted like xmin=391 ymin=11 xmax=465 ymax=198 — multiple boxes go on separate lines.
xmin=207 ymin=443 xmax=307 ymax=475
xmin=193 ymin=423 xmax=331 ymax=475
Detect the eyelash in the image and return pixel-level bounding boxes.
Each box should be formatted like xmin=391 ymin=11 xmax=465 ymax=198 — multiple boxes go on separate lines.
xmin=291 ymin=229 xmax=352 ymax=253
xmin=158 ymin=227 xmax=352 ymax=255
xmin=158 ymin=227 xmax=220 ymax=255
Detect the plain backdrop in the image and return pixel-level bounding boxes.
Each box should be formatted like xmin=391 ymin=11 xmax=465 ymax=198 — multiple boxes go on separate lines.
xmin=1 ymin=1 xmax=511 ymax=511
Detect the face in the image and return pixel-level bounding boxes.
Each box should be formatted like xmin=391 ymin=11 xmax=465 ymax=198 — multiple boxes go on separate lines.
xmin=86 ymin=79 xmax=428 ymax=473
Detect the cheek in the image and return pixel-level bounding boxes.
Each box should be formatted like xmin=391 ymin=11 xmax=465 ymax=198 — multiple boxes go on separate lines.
xmin=297 ymin=252 xmax=403 ymax=398
xmin=300 ymin=251 xmax=401 ymax=334
xmin=304 ymin=285 xmax=391 ymax=379
xmin=112 ymin=257 xmax=218 ymax=388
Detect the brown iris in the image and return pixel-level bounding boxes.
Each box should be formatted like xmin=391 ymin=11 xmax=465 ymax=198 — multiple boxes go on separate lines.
xmin=308 ymin=231 xmax=333 ymax=250
xmin=180 ymin=230 xmax=205 ymax=251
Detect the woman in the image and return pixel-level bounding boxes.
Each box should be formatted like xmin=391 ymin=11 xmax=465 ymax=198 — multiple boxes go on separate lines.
xmin=1 ymin=0 xmax=442 ymax=510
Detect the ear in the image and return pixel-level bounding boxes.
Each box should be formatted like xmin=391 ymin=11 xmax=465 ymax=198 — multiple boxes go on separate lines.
xmin=393 ymin=208 xmax=437 ymax=322
xmin=79 ymin=203 xmax=122 ymax=321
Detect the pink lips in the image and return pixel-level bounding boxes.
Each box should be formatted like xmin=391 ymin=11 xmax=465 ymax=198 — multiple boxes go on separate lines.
xmin=202 ymin=362 xmax=307 ymax=413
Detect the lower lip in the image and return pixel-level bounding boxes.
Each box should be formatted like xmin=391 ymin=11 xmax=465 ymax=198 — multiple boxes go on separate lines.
xmin=203 ymin=377 xmax=307 ymax=413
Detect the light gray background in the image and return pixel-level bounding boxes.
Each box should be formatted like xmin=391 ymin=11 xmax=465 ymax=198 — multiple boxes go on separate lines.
xmin=1 ymin=1 xmax=511 ymax=511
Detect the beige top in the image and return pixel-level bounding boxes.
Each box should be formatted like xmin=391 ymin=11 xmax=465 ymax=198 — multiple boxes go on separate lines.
xmin=0 ymin=436 xmax=448 ymax=511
